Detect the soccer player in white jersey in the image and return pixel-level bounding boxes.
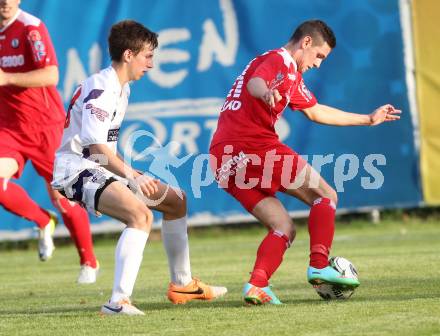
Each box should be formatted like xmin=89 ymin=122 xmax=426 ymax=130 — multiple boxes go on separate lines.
xmin=52 ymin=20 xmax=227 ymax=315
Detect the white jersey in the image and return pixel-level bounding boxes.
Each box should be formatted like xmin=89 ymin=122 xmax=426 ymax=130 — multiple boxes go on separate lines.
xmin=52 ymin=65 xmax=130 ymax=189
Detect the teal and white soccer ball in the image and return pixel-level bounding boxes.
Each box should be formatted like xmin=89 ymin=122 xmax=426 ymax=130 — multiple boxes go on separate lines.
xmin=314 ymin=256 xmax=359 ymax=300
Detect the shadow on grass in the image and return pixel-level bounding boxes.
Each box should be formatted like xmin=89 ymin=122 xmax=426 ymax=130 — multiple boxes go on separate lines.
xmin=282 ymin=292 xmax=440 ymax=305
xmin=0 ymin=299 xmax=247 ymax=316
xmin=0 ymin=278 xmax=440 ymax=319
xmin=3 ymin=290 xmax=440 ymax=317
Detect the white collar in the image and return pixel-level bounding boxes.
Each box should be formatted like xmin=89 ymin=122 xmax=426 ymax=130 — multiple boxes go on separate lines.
xmin=280 ymin=47 xmax=298 ymax=72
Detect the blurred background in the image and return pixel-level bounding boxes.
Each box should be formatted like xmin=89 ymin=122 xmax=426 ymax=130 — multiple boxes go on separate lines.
xmin=1 ymin=0 xmax=438 ymax=240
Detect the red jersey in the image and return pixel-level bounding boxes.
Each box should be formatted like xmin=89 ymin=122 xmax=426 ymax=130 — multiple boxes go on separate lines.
xmin=211 ymin=48 xmax=317 ymax=147
xmin=0 ymin=9 xmax=65 ymax=133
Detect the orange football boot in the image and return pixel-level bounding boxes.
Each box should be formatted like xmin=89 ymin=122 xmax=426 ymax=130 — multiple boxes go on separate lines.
xmin=167 ymin=277 xmax=227 ymax=304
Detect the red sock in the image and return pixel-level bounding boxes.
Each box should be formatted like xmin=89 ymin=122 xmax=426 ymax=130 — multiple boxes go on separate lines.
xmin=249 ymin=230 xmax=290 ymax=287
xmin=308 ymin=197 xmax=336 ymax=269
xmin=56 ymin=198 xmax=97 ymax=267
xmin=0 ymin=178 xmax=50 ymax=228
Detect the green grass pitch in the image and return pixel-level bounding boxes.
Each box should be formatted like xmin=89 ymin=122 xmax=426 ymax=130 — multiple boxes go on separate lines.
xmin=0 ymin=219 xmax=439 ymax=335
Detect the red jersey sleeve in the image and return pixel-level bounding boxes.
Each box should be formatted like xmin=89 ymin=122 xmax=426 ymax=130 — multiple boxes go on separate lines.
xmin=289 ymin=78 xmax=317 ymax=110
xmin=25 ymin=22 xmax=58 ymax=69
xmin=252 ymin=53 xmax=289 ymax=89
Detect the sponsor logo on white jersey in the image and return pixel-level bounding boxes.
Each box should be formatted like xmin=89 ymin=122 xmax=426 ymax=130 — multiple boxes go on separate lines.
xmin=85 ymin=103 xmax=109 ymax=122
xmin=107 ymin=128 xmax=120 ymax=142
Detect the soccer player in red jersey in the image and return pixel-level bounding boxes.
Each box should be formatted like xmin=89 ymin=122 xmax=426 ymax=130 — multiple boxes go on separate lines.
xmin=0 ymin=0 xmax=99 ymax=283
xmin=209 ymin=19 xmax=401 ymax=304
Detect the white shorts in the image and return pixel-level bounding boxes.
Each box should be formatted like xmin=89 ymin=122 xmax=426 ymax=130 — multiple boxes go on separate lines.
xmin=55 ymin=166 xmax=126 ymax=215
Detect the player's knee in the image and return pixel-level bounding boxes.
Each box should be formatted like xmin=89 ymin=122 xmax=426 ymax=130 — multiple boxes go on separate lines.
xmin=317 ymin=188 xmax=337 ymax=206
xmin=50 ymin=195 xmax=70 ymax=214
xmin=270 ymin=219 xmax=295 ymax=241
xmin=326 ymin=189 xmax=338 ymax=205
xmin=144 ymin=207 xmax=153 ymax=230
xmin=127 ymin=204 xmax=153 ymax=232
xmin=288 ymin=222 xmax=297 ymax=242
xmin=283 ymin=220 xmax=296 ymax=242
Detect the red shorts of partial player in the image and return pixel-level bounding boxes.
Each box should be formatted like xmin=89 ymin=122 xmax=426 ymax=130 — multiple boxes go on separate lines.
xmin=0 ymin=126 xmax=63 ymax=182
xmin=209 ymin=141 xmax=306 ymax=212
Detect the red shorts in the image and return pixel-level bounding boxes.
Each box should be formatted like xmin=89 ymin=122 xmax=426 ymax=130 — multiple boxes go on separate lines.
xmin=0 ymin=126 xmax=63 ymax=182
xmin=209 ymin=141 xmax=305 ymax=212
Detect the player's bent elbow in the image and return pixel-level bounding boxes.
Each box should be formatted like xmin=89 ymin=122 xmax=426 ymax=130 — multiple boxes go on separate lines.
xmin=49 ymin=71 xmax=59 ymax=86
xmin=45 ymin=65 xmax=59 ymax=86
xmin=49 ymin=75 xmax=59 ymax=86
xmin=301 ymin=108 xmax=317 ymax=121
xmin=246 ymin=77 xmax=266 ymax=98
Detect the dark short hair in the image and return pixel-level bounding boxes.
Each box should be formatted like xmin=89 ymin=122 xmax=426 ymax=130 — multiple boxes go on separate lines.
xmin=289 ymin=19 xmax=336 ymax=48
xmin=108 ymin=20 xmax=158 ymax=61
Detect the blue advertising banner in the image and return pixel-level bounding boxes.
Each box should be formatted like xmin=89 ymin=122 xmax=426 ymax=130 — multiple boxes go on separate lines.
xmin=0 ymin=0 xmax=421 ymax=239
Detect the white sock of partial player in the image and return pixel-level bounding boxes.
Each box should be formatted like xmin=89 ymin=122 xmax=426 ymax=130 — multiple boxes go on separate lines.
xmin=162 ymin=216 xmax=192 ymax=286
xmin=111 ymin=228 xmax=149 ymax=303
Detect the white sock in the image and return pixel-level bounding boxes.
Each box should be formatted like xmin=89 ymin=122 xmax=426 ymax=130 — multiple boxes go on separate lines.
xmin=162 ymin=216 xmax=192 ymax=286
xmin=111 ymin=228 xmax=149 ymax=303
xmin=43 ymin=215 xmax=53 ymax=240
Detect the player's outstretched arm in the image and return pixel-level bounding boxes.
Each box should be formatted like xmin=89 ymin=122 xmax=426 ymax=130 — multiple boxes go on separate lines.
xmin=0 ymin=65 xmax=59 ymax=88
xmin=301 ymin=103 xmax=401 ymax=126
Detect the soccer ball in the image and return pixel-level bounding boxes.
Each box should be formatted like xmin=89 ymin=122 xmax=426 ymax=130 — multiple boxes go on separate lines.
xmin=314 ymin=283 xmax=355 ymax=300
xmin=314 ymin=256 xmax=359 ymax=300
